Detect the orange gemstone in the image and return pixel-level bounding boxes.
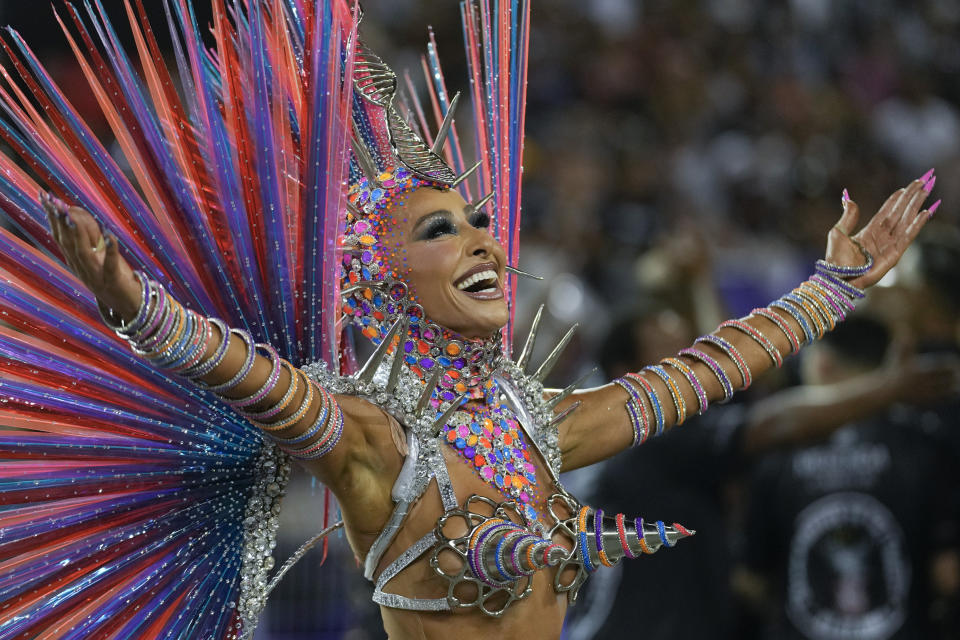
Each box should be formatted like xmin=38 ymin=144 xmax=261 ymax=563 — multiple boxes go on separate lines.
xmin=455 ymin=382 xmax=467 ymax=393
xmin=503 ymin=434 xmax=513 ymax=446
xmin=447 ymin=430 xmax=457 ymax=442
xmin=446 ymin=343 xmax=461 ymax=356
xmin=358 ymin=234 xmax=376 ymax=245
xmin=447 ymin=370 xmax=461 ymax=380
xmin=474 ymin=455 xmax=485 ymax=467
xmin=417 ymin=341 xmax=430 ymax=355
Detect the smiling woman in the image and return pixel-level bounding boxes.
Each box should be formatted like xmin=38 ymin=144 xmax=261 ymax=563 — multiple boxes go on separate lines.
xmin=0 ymin=1 xmax=940 ymax=639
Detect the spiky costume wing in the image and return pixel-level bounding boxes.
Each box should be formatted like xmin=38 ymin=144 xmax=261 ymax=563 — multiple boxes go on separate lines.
xmin=0 ymin=0 xmax=530 ymax=637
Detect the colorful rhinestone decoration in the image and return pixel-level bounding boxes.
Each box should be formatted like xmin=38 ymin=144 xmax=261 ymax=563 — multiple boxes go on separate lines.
xmin=443 ymin=387 xmax=541 ymax=525
xmin=340 ymin=168 xmax=503 ymax=402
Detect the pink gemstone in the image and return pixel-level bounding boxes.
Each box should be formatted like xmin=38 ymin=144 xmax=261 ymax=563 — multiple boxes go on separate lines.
xmin=481 ymin=467 xmax=494 ymax=480
xmin=354 ymin=220 xmax=371 ymax=233
xmin=493 ymin=427 xmax=502 ymax=438
xmin=525 ymin=463 xmax=535 ymax=473
xmin=458 ymin=425 xmax=469 ymax=437
xmin=519 ymin=491 xmax=530 ymax=503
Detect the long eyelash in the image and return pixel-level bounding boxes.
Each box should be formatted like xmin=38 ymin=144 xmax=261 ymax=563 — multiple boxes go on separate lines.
xmin=469 ymin=210 xmax=491 ymax=229
xmin=422 ymin=217 xmax=457 ymax=239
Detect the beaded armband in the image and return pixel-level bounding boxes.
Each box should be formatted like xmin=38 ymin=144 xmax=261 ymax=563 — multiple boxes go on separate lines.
xmin=102 ymin=272 xmax=345 ymax=462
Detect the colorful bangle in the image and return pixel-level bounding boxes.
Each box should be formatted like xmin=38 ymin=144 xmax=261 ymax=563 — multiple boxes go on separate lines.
xmin=635 ymin=517 xmax=652 ymax=555
xmin=643 ymin=365 xmax=687 ymax=426
xmin=623 ymin=373 xmax=665 ymax=436
xmin=200 ymin=329 xmax=256 ymax=393
xmin=616 ymin=513 xmax=635 ymax=559
xmin=815 ymin=254 xmax=873 ymax=278
xmin=813 ymin=271 xmax=865 ymax=301
xmin=183 ymin=319 xmax=231 ymax=378
xmin=800 ymin=280 xmax=847 ymax=322
xmin=284 ymin=399 xmax=343 ymax=460
xmin=780 ymin=294 xmax=825 ymax=338
xmin=751 ymin=307 xmax=800 ymax=354
xmin=695 ymin=334 xmax=752 ymax=389
xmin=267 ymin=383 xmax=330 ymax=445
xmin=244 ymin=362 xmax=301 ymax=422
xmin=656 ymin=520 xmax=673 ymax=548
xmin=578 ymin=506 xmax=596 ymax=572
xmin=769 ymin=299 xmax=815 ymax=344
xmin=661 ymin=356 xmax=708 ymax=414
xmin=678 ymin=347 xmax=733 ymax=403
xmin=131 ymin=281 xmax=168 ymax=343
xmin=613 ymin=378 xmax=650 ymax=446
xmin=151 ymin=307 xmax=197 ymax=367
xmin=170 ymin=314 xmax=213 ymax=373
xmin=808 ymin=275 xmax=856 ymax=314
xmin=595 ymin=508 xmax=614 ymax=567
xmin=226 ymin=343 xmax=282 ymax=409
xmin=791 ymin=288 xmax=835 ymax=332
xmin=136 ymin=297 xmax=180 ymax=353
xmin=255 ymin=374 xmax=316 ymax=432
xmin=718 ymin=319 xmax=783 ymax=368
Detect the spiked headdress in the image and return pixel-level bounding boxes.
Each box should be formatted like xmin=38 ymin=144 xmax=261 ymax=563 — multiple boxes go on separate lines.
xmin=339 ymin=32 xmax=512 ymax=402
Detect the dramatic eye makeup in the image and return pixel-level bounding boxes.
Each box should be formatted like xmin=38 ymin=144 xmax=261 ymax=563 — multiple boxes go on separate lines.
xmin=412 ymin=206 xmax=490 ymax=241
xmin=414 ymin=211 xmax=457 ymax=240
xmin=468 ymin=209 xmax=491 ymax=229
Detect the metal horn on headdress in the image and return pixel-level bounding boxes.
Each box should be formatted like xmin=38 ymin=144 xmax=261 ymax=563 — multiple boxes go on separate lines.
xmin=352 ymin=40 xmax=478 ymax=187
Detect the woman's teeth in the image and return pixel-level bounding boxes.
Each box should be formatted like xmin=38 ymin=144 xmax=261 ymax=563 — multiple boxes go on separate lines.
xmin=456 ymin=269 xmax=498 ymax=291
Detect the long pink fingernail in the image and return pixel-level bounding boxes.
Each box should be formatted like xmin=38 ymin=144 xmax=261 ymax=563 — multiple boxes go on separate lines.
xmin=928 ymin=199 xmax=941 ymax=215
xmin=841 ymin=188 xmax=850 ymax=205
xmin=923 ymin=176 xmax=937 ymax=193
xmin=920 ymin=168 xmax=935 ymax=183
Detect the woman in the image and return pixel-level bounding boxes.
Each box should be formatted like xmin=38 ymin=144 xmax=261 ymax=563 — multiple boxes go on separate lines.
xmin=0 ymin=1 xmax=941 ymax=638
xmin=44 ymin=168 xmax=935 ymax=640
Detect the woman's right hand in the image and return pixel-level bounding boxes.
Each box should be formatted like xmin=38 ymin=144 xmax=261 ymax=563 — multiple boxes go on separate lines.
xmin=42 ymin=193 xmax=143 ymax=323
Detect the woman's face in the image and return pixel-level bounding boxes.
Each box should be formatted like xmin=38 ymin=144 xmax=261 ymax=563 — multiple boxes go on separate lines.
xmin=380 ymin=186 xmax=508 ymax=339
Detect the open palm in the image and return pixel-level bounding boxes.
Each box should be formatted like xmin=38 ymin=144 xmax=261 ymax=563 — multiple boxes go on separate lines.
xmin=825 ymin=176 xmax=938 ymax=289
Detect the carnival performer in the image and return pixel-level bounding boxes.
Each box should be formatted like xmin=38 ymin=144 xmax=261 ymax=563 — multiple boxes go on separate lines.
xmin=0 ymin=1 xmax=942 ymax=639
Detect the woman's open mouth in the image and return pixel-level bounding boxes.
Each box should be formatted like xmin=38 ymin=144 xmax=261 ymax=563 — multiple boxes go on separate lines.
xmin=454 ymin=264 xmax=503 ymax=300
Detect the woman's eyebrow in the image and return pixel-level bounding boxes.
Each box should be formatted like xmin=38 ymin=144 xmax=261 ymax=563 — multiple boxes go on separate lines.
xmin=411 ymin=209 xmax=452 ymax=232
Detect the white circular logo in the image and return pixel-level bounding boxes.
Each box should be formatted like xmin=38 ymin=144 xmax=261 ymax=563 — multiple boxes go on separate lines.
xmin=786 ymin=492 xmax=910 ymax=640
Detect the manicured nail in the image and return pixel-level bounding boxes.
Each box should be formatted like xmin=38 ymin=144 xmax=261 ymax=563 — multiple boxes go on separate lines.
xmin=928 ymin=199 xmax=941 ymax=215
xmin=841 ymin=188 xmax=850 ymax=205
xmin=923 ymin=176 xmax=937 ymax=193
xmin=64 ymin=215 xmax=75 ymax=228
xmin=920 ymin=168 xmax=935 ymax=184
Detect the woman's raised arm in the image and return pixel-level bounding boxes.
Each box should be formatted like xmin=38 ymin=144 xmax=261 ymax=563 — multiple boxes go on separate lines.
xmin=556 ymin=175 xmax=939 ymax=471
xmin=41 ymin=195 xmax=392 ymax=492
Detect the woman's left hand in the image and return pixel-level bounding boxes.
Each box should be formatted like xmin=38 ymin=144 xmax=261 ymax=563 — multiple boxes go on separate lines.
xmin=826 ymin=173 xmax=939 ymax=289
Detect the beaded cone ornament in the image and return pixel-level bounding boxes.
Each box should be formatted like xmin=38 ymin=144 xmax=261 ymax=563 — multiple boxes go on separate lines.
xmin=0 ymin=0 xmax=532 ymax=637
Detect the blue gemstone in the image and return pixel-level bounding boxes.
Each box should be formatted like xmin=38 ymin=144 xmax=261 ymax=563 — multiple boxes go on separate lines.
xmin=371 ymin=188 xmax=385 ymax=201
xmin=361 ymin=267 xmax=371 ymax=280
xmin=525 ymin=472 xmax=536 ymax=482
xmin=437 ymin=356 xmax=451 ymax=367
xmin=455 ymin=438 xmax=466 ymax=449
xmin=405 ymin=355 xmax=417 ymax=364
xmin=470 ymin=422 xmax=482 ymax=435
xmin=495 ymin=474 xmax=504 ymax=487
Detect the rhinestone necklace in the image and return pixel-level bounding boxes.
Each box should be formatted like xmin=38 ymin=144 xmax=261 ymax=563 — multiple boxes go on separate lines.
xmin=443 ymin=390 xmax=541 ymax=527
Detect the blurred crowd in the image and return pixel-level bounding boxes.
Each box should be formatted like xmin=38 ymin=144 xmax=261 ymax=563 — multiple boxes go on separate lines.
xmin=2 ymin=0 xmax=959 ymax=638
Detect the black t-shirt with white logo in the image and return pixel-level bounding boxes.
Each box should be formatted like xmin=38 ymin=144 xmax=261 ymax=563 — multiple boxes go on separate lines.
xmin=745 ymin=409 xmax=956 ymax=640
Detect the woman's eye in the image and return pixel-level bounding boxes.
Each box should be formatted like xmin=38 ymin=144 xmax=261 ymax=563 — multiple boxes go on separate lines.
xmin=423 ymin=218 xmax=457 ymax=239
xmin=469 ymin=210 xmax=491 ymax=229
